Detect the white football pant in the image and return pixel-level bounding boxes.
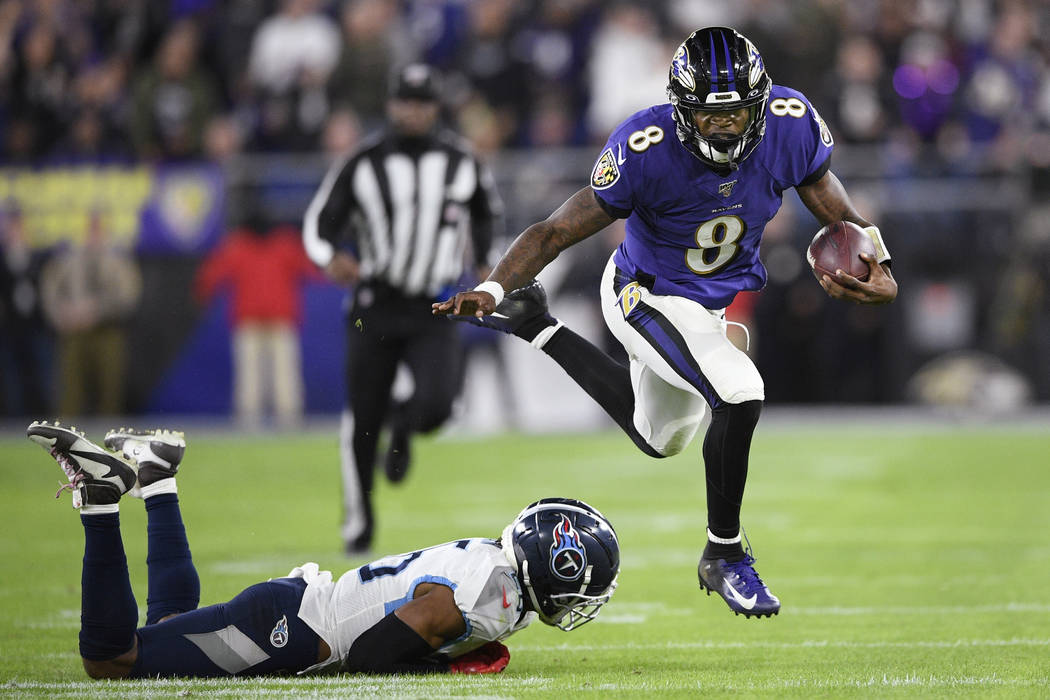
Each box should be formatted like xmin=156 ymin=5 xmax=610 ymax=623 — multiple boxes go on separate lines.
xmin=599 ymin=254 xmax=764 ymax=456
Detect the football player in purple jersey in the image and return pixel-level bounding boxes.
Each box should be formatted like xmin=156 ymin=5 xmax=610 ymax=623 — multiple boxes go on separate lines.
xmin=435 ymin=27 xmax=897 ymax=618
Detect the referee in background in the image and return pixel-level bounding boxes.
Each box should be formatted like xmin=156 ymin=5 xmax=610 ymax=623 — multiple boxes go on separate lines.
xmin=303 ymin=64 xmax=503 ymax=555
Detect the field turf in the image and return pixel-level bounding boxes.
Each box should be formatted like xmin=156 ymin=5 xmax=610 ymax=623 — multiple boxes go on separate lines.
xmin=1 ymin=414 xmax=1048 ymax=698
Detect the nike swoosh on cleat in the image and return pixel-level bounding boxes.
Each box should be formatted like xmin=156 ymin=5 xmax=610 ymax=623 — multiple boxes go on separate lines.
xmin=70 ymin=450 xmax=132 ymax=482
xmin=723 ymin=580 xmax=758 ymax=610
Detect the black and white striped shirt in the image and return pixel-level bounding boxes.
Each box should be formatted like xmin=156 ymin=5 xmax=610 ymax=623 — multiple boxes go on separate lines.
xmin=303 ymin=129 xmax=503 ymax=298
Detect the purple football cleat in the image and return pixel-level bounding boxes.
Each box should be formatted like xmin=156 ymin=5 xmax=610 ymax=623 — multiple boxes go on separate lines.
xmin=698 ymin=553 xmax=780 ymax=618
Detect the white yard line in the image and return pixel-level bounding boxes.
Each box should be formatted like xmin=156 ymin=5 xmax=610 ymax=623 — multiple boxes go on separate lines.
xmin=4 ymin=672 xmax=1047 ymax=697
xmin=1 ymin=677 xmax=547 ymax=699
xmin=513 ymin=637 xmax=1050 ymax=652
xmin=598 ymin=600 xmax=1050 ymax=621
xmin=790 ymin=602 xmax=1050 ymax=615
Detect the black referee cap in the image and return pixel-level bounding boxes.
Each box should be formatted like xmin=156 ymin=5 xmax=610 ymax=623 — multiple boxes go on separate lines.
xmin=391 ymin=64 xmax=440 ymax=101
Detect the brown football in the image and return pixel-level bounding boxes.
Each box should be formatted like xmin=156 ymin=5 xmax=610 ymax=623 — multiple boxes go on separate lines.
xmin=806 ymin=220 xmax=876 ymax=282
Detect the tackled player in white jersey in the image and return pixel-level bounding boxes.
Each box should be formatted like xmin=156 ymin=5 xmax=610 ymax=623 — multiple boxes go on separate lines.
xmin=27 ymin=421 xmax=619 ymax=678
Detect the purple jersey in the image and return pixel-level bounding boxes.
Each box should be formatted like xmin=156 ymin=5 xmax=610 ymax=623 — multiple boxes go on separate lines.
xmin=591 ymin=84 xmax=834 ymax=309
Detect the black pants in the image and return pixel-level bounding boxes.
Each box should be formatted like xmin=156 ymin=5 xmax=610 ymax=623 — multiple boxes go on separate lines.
xmin=342 ymin=282 xmax=463 ymax=548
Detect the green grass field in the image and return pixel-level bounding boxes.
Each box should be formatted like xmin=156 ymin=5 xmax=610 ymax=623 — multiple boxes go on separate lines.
xmin=1 ymin=416 xmax=1049 ymax=698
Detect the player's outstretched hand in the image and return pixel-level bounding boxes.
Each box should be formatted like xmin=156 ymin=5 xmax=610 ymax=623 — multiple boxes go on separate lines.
xmin=819 ymin=253 xmax=897 ymax=305
xmin=448 ymin=641 xmax=510 ymax=674
xmin=432 ymin=290 xmax=497 ymax=319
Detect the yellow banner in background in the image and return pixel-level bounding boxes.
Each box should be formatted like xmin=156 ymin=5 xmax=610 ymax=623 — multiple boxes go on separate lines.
xmin=0 ymin=166 xmax=153 ymax=248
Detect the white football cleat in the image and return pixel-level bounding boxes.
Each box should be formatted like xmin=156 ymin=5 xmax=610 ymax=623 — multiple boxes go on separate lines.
xmin=104 ymin=427 xmax=186 ymax=498
xmin=27 ymin=421 xmax=137 ymax=509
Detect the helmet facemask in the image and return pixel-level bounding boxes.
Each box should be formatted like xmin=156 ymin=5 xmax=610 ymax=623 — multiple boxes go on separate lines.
xmin=519 ymin=558 xmax=619 ymax=631
xmin=666 ymin=27 xmax=772 ymax=171
xmin=669 ymin=97 xmax=769 ymax=169
xmin=501 ymin=498 xmax=620 ymax=632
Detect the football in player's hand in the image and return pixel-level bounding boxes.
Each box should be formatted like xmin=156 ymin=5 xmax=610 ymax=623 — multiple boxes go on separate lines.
xmin=806 ymin=221 xmax=876 ymax=283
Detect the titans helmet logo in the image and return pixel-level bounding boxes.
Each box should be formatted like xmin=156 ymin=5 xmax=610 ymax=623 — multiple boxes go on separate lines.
xmin=746 ymin=39 xmax=765 ymax=87
xmin=671 ymin=43 xmax=695 ymax=91
xmin=549 ymin=515 xmax=587 ymax=581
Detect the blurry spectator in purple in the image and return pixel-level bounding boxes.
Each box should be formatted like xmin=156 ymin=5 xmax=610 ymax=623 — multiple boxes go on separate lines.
xmin=891 ymin=30 xmax=960 ymax=142
xmin=328 ymin=0 xmax=405 ymax=132
xmin=960 ymin=3 xmax=1041 ymax=151
xmin=247 ymin=0 xmax=341 ymax=150
xmin=514 ymin=0 xmax=602 ymax=146
xmin=405 ymin=0 xmax=470 ymax=69
xmin=40 ymin=209 xmax=142 ymax=417
xmin=130 ymin=18 xmax=218 ymax=160
xmin=0 ymin=206 xmax=53 ymax=416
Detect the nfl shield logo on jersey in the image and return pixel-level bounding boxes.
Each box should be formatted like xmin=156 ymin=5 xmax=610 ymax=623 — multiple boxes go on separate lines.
xmin=270 ymin=614 xmax=289 ymax=648
xmin=718 ymin=180 xmax=738 ymax=198
xmin=549 ymin=515 xmax=587 ymax=581
xmin=591 ymin=148 xmax=621 ymax=189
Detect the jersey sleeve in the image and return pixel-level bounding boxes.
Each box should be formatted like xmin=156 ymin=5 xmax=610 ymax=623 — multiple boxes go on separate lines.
xmin=589 ymin=124 xmax=638 ymax=218
xmin=772 ymin=87 xmax=835 ymax=189
xmin=302 ymin=151 xmax=361 ymax=267
xmin=452 ymin=566 xmax=522 ymax=644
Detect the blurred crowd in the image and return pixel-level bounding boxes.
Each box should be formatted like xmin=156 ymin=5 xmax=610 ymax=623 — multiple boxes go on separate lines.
xmin=3 ymin=0 xmax=1050 ymax=419
xmin=2 ymin=0 xmax=1050 ymax=166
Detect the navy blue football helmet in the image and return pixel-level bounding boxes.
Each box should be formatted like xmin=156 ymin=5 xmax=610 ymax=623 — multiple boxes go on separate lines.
xmin=501 ymin=498 xmax=619 ymax=631
xmin=666 ymin=27 xmax=772 ymax=170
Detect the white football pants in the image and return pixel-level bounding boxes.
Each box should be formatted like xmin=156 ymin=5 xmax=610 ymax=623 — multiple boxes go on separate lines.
xmin=598 ymin=254 xmax=764 ymax=456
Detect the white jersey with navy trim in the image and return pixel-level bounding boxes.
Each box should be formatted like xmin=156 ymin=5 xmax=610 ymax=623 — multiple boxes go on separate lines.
xmin=291 ymin=537 xmax=535 ymax=672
